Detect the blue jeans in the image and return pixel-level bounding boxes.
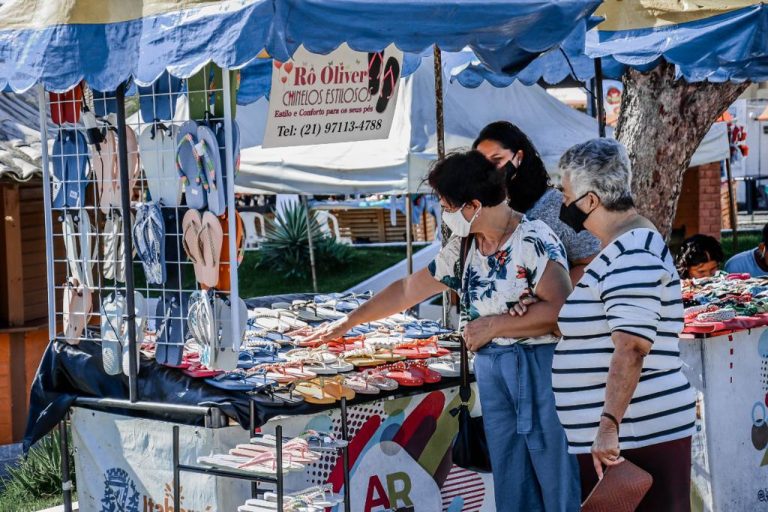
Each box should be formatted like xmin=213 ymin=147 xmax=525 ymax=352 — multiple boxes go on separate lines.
xmin=474 ymin=342 xmax=580 ymax=512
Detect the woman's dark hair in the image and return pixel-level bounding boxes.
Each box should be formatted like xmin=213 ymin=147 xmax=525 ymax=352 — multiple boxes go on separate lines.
xmin=675 ymin=234 xmax=724 ymax=278
xmin=427 ymin=150 xmax=506 ymax=207
xmin=473 ymin=121 xmax=551 ymax=213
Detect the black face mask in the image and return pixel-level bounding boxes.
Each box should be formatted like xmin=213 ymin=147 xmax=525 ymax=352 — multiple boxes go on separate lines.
xmin=500 ymin=160 xmax=518 ymax=181
xmin=559 ymin=193 xmax=593 ymax=233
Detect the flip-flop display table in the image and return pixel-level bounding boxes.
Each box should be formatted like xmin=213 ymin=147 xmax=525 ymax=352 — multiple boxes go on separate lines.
xmin=679 ymin=273 xmax=768 ymax=510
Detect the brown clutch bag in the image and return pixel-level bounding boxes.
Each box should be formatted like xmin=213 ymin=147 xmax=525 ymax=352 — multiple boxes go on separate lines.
xmin=581 ymin=459 xmax=653 ymax=512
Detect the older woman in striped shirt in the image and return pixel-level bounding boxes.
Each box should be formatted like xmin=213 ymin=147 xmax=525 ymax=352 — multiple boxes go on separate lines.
xmin=553 ymin=139 xmax=695 ymax=511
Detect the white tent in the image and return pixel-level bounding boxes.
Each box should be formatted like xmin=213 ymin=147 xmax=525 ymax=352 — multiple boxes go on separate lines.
xmin=235 ymin=55 xmax=730 ymax=195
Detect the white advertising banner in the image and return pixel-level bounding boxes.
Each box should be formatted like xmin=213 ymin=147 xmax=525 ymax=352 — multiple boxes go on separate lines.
xmin=262 ymin=44 xmax=403 ymax=148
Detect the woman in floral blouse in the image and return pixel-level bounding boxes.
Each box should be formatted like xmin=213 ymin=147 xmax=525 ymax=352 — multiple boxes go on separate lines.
xmin=305 ymin=151 xmax=579 ymax=511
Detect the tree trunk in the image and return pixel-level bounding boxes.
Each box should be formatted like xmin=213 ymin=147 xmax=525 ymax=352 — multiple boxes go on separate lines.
xmin=615 ymin=61 xmax=749 ymax=239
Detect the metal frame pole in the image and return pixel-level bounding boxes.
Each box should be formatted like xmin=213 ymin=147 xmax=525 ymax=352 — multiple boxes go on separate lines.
xmin=115 ymin=83 xmax=139 ymax=403
xmin=302 ymin=195 xmax=319 ymax=292
xmin=434 ymin=45 xmax=452 ymax=328
xmin=725 ymin=158 xmax=739 ymax=252
xmin=222 ymin=69 xmax=242 ymax=354
xmin=58 ymin=420 xmax=73 ymax=512
xmin=173 ymin=425 xmax=181 ymax=512
xmin=594 ymin=57 xmax=606 ymax=138
xmin=340 ymin=397 xmax=351 ymax=511
xmin=37 ymin=85 xmax=57 ymax=343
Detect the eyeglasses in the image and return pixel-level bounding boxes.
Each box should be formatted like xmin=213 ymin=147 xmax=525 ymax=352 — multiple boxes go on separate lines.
xmin=441 ymin=202 xmax=465 ymax=213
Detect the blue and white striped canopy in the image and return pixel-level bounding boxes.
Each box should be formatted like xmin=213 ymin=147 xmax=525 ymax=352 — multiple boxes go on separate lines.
xmin=0 ymin=0 xmax=600 ymax=93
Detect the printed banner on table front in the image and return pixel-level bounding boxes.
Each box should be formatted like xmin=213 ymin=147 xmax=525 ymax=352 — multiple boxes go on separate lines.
xmin=262 ymin=44 xmax=403 ymax=148
xmin=70 ymin=386 xmax=492 ymax=511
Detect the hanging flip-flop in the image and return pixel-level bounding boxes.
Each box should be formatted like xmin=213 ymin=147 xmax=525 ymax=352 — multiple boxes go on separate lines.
xmin=138 ymin=71 xmax=183 ymax=122
xmin=49 ymin=84 xmax=83 ymax=125
xmin=376 ymin=56 xmax=400 ymax=114
xmin=63 ymin=278 xmax=92 ymax=345
xmin=182 ymin=209 xmax=205 ymax=283
xmin=133 ymin=202 xmax=166 ymax=285
xmin=188 ymin=290 xmax=217 ymax=368
xmin=199 ymin=211 xmax=224 ymax=288
xmin=215 ymin=211 xmax=245 ymax=292
xmin=139 ymin=123 xmax=182 ymax=207
xmin=102 ymin=211 xmax=132 ymax=283
xmin=176 ymin=120 xmax=208 ymax=210
xmin=101 ymin=293 xmax=126 ymax=376
xmin=92 ymin=128 xmax=118 ymax=214
xmin=52 ymin=130 xmax=90 ymax=209
xmin=197 ymin=124 xmax=226 ymax=215
xmin=62 ymin=211 xmax=96 ymax=288
xmin=154 ymin=292 xmax=188 ymax=366
xmin=212 ymin=119 xmax=241 ymax=185
xmin=123 ymin=291 xmax=147 ymax=377
xmin=212 ymin=296 xmax=248 ymax=371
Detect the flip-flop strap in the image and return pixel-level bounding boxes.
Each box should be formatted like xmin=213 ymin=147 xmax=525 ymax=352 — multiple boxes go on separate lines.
xmin=197 ymin=138 xmax=217 ymax=190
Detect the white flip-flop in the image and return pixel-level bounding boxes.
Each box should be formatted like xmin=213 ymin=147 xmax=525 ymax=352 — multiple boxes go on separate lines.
xmin=139 ymin=123 xmax=182 ymax=206
xmin=63 ymin=278 xmax=92 ymax=345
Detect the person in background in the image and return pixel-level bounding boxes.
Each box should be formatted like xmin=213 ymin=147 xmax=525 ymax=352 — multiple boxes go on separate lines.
xmin=550 ymin=138 xmax=695 ymax=511
xmin=675 ymin=234 xmax=724 ymax=279
xmin=304 ymin=150 xmax=580 ymax=511
xmin=473 ymin=121 xmax=600 ymax=282
xmin=724 ymin=223 xmax=768 ymax=277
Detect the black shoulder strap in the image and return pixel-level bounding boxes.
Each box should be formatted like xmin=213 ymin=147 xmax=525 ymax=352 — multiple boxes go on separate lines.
xmin=458 ymin=234 xmax=475 ymax=401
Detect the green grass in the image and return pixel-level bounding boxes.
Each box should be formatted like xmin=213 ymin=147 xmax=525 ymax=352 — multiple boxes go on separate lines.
xmin=0 ymin=491 xmax=75 ymax=512
xmin=238 ymin=246 xmax=407 ymax=296
xmin=132 ymin=246 xmax=407 ymax=297
xmin=721 ymin=231 xmax=761 ymax=263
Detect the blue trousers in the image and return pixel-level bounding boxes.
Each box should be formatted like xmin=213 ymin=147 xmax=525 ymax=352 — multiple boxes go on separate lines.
xmin=474 ymin=342 xmax=580 ymax=512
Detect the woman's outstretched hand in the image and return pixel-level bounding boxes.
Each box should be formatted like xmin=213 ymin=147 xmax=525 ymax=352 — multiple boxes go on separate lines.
xmin=299 ymin=316 xmax=350 ymax=344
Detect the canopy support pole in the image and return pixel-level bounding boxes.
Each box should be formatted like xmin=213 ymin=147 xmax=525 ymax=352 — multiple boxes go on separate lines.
xmin=36 ymin=85 xmax=57 ymax=350
xmin=434 ymin=45 xmax=451 ymax=327
xmin=725 ymin=158 xmax=738 ymax=252
xmin=115 ymin=82 xmax=139 ymax=403
xmin=594 ymin=57 xmax=606 ymax=137
xmin=406 ymin=195 xmax=413 ymax=275
xmin=302 ymin=195 xmax=318 ymax=293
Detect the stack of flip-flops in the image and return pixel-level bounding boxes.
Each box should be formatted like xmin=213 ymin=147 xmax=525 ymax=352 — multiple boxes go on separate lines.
xmin=237 ymin=484 xmax=343 ymax=512
xmin=100 ymin=291 xmax=147 ymax=376
xmin=682 ymin=272 xmax=768 ymax=334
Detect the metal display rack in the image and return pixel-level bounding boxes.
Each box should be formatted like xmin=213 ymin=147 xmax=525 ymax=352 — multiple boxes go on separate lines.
xmin=36 ymin=69 xmax=354 ymax=511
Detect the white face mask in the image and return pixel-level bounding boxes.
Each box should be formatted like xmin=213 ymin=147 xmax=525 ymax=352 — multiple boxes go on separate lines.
xmin=442 ymin=203 xmax=481 ymax=237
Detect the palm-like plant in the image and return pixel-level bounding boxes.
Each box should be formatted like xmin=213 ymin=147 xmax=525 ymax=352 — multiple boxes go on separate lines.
xmin=259 ymin=202 xmax=352 ymax=279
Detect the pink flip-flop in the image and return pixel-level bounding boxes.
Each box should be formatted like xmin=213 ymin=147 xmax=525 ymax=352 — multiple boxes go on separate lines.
xmin=199 ymin=211 xmax=223 ymax=288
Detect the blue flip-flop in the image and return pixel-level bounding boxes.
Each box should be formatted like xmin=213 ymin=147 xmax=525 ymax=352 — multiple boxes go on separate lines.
xmin=52 ymin=130 xmax=90 ymax=208
xmin=133 ymin=202 xmax=166 ymax=285
xmin=212 ymin=119 xmax=240 ymax=191
xmin=138 ymin=71 xmax=182 ymax=122
xmin=155 ymin=292 xmax=187 ymax=366
xmin=197 ymin=124 xmax=225 ymax=215
xmin=176 ymin=121 xmax=207 ymax=210
xmin=205 ymin=372 xmax=277 ymax=392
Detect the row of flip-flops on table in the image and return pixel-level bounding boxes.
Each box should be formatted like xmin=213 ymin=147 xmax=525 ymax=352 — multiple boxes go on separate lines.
xmin=682 ymin=272 xmax=768 ymax=334
xmin=157 ymin=335 xmax=473 ymax=403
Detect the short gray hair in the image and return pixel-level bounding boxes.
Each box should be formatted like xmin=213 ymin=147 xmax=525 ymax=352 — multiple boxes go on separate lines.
xmin=559 ymin=138 xmax=634 ymax=211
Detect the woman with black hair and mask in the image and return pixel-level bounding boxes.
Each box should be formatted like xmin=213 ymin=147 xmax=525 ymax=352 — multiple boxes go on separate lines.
xmin=474 ymin=121 xmax=601 ymax=282
xmin=303 ymin=150 xmax=580 ymax=511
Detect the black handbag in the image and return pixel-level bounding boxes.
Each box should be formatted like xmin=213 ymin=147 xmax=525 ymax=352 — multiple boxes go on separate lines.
xmin=451 ymin=235 xmax=492 ymax=473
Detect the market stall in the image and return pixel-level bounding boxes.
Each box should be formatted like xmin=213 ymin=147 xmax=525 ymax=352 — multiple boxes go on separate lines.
xmin=2 ymin=1 xmax=603 ymax=511
xmin=679 ymin=273 xmax=768 ymax=511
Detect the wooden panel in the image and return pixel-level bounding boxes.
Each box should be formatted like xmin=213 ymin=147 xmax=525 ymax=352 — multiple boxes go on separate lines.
xmin=1 ymin=185 xmax=24 ymax=326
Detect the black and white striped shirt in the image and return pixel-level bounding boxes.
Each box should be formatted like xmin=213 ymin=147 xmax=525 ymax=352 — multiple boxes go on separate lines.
xmin=554 ymin=229 xmax=696 ymax=454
